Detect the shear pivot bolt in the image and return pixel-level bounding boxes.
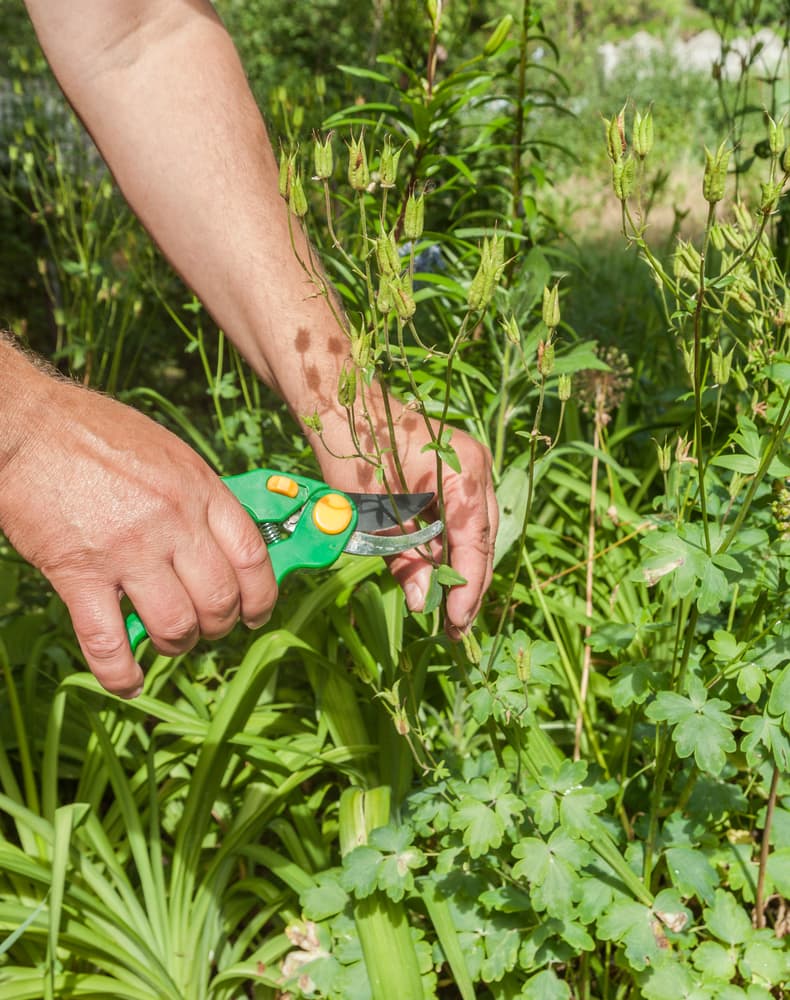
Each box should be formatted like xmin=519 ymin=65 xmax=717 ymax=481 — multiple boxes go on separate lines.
xmin=313 ymin=493 xmax=353 ymax=535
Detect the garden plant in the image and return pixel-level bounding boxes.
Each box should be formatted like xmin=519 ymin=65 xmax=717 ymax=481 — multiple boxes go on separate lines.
xmin=0 ymin=1 xmax=788 ymax=998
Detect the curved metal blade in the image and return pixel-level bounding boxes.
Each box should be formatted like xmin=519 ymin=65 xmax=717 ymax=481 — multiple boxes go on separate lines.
xmin=346 ymin=491 xmax=434 ymax=532
xmin=344 ymin=519 xmax=443 ymax=556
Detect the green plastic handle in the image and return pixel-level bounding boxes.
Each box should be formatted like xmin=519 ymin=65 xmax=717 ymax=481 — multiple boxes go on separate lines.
xmin=125 ymin=467 xmax=358 ymax=655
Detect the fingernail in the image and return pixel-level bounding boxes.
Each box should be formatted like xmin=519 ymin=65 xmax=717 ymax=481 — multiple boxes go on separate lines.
xmin=245 ymin=612 xmax=271 ymax=630
xmin=404 ymin=582 xmax=424 ymax=612
xmin=123 ymin=684 xmax=144 ymax=700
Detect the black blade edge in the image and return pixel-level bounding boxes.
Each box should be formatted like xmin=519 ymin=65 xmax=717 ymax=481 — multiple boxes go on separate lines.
xmin=346 ymin=491 xmax=434 ymax=532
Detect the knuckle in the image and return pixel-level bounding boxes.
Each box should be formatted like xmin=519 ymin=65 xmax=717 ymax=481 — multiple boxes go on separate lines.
xmin=233 ymin=530 xmax=270 ymax=575
xmin=151 ymin=614 xmax=199 ymax=648
xmin=201 ymin=586 xmax=240 ymax=621
xmin=79 ymin=627 xmax=129 ymax=664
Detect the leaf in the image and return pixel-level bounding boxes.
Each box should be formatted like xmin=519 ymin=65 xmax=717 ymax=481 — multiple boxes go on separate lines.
xmin=597 ymin=899 xmax=668 ymax=971
xmin=520 ymin=968 xmax=571 ymax=1000
xmin=450 ymin=798 xmax=504 ymax=858
xmin=767 ymin=664 xmax=790 ymax=730
xmin=301 ymin=872 xmax=349 ymax=921
xmin=665 ymin=846 xmax=718 ymax=905
xmin=646 ymin=678 xmax=736 ymax=775
xmin=766 ymin=847 xmax=790 ymax=897
xmin=703 ymin=890 xmax=753 ymax=945
xmin=559 ymin=787 xmax=606 ymax=838
xmin=692 ymin=940 xmax=737 ymax=981
xmin=340 ymin=845 xmax=382 ymax=899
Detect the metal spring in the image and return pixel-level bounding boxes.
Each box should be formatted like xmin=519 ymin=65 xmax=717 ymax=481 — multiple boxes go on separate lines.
xmin=260 ymin=522 xmax=281 ymax=546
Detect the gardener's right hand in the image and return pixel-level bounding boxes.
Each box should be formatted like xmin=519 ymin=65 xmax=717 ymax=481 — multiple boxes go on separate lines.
xmin=0 ymin=344 xmax=275 ymax=699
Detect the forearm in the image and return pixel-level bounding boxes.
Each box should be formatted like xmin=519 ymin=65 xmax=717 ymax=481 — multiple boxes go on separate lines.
xmin=23 ymin=0 xmax=348 ymax=425
xmin=0 ymin=335 xmax=53 ymax=478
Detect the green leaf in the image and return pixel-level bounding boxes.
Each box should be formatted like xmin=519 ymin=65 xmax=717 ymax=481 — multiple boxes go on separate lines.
xmin=766 ymin=847 xmax=790 ymax=897
xmin=340 ymin=844 xmax=382 ymax=899
xmin=693 ymin=940 xmax=737 ymax=981
xmin=597 ymin=899 xmax=668 ymax=971
xmin=301 ymin=872 xmax=349 ymax=921
xmin=559 ymin=787 xmax=606 ymax=838
xmin=768 ymin=664 xmax=790 ymax=730
xmin=703 ymin=890 xmax=752 ymax=945
xmin=520 ymin=968 xmax=571 ymax=1000
xmin=450 ymin=798 xmax=503 ymax=858
xmin=646 ymin=678 xmax=736 ymax=775
xmin=665 ymin=846 xmax=718 ymax=905
xmin=740 ymin=937 xmax=789 ymax=986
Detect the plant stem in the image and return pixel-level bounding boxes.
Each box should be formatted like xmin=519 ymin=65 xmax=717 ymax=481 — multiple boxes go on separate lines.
xmin=755 ymin=764 xmax=780 ymax=930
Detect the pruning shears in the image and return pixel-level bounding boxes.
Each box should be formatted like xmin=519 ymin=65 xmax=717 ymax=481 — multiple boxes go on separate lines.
xmin=125 ymin=467 xmax=443 ymax=653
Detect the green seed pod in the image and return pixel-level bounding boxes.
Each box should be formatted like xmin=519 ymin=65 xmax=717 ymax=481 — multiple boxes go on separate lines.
xmin=302 ymin=411 xmax=323 ymax=434
xmin=654 ymin=438 xmax=672 ymax=473
xmin=289 ymin=170 xmax=308 ymax=217
xmin=278 ymin=146 xmax=295 ymax=199
xmin=767 ymin=112 xmax=785 ymax=156
xmin=393 ymin=274 xmax=416 ymax=320
xmin=603 ymin=107 xmax=626 ymax=163
xmin=348 ymin=133 xmax=370 ymax=192
xmin=632 ymin=108 xmax=654 ymax=159
xmin=760 ymin=180 xmax=783 ymax=215
xmin=315 ymin=75 xmax=327 ymax=99
xmin=558 ymin=372 xmax=572 ymax=402
xmin=337 ymin=365 xmax=357 ymax=408
xmin=711 ymin=346 xmax=734 ymax=385
xmin=502 ymin=314 xmax=520 ymax=346
xmin=375 ymin=228 xmax=400 ymax=277
xmin=612 ymin=155 xmax=636 ymax=200
xmin=376 ymin=274 xmax=395 ymax=315
xmin=467 ymin=234 xmax=504 ymax=311
xmin=403 ymin=190 xmax=425 ymax=241
xmin=483 ymin=14 xmax=513 ymax=56
xmin=379 ymin=136 xmax=401 ymax=189
xmin=703 ymin=141 xmax=729 ymax=205
xmin=538 ymin=338 xmax=555 ymax=377
xmin=350 ymin=321 xmax=372 ymax=370
xmin=709 ymin=224 xmax=726 ymax=252
xmin=312 ymin=132 xmax=334 ymax=180
xmin=542 ymin=283 xmax=561 ymax=330
xmin=426 ymin=0 xmax=441 ymax=31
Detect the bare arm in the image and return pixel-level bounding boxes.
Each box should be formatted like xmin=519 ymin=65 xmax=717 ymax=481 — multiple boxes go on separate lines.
xmin=19 ymin=0 xmax=497 ymax=639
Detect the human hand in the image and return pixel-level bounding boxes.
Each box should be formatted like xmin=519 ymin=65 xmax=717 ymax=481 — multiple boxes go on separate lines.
xmin=0 ymin=364 xmax=275 ymax=698
xmin=314 ymin=396 xmax=498 ymax=638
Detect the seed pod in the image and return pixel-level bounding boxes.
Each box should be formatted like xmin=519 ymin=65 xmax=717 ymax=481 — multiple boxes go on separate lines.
xmin=709 ymin=224 xmax=726 ymax=252
xmin=337 ymin=365 xmax=357 ymax=408
xmin=558 ymin=373 xmax=572 ymax=401
xmin=612 ymin=155 xmax=636 ymax=200
xmin=502 ymin=314 xmax=520 ymax=346
xmin=278 ymin=146 xmax=295 ymax=199
xmin=467 ymin=233 xmax=504 ymax=311
xmin=379 ymin=136 xmax=401 ymax=189
xmin=542 ymin=283 xmax=561 ymax=330
xmin=315 ymin=75 xmax=326 ymax=99
xmin=537 ymin=338 xmax=555 ymax=377
xmin=348 ymin=133 xmax=370 ymax=192
xmin=632 ymin=108 xmax=654 ymax=159
xmin=760 ymin=180 xmax=782 ymax=215
xmin=767 ymin=112 xmax=785 ymax=156
xmin=376 ymin=274 xmax=395 ymax=315
xmin=393 ymin=274 xmax=416 ymax=320
xmin=289 ymin=170 xmax=308 ymax=217
xmin=375 ymin=228 xmax=400 ymax=277
xmin=313 ymin=132 xmax=334 ymax=180
xmin=483 ymin=14 xmax=513 ymax=56
xmin=403 ymin=190 xmax=425 ymax=241
xmin=654 ymin=438 xmax=672 ymax=473
xmin=603 ymin=105 xmax=626 ymax=163
xmin=350 ymin=321 xmax=372 ymax=369
xmin=711 ymin=346 xmax=734 ymax=385
xmin=703 ymin=140 xmax=729 ymax=205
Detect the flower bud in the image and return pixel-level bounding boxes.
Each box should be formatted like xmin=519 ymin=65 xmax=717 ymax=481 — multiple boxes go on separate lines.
xmin=542 ymin=283 xmax=561 ymax=330
xmin=703 ymin=141 xmax=729 ymax=205
xmin=483 ymin=14 xmax=513 ymax=56
xmin=403 ymin=190 xmax=425 ymax=241
xmin=632 ymin=108 xmax=654 ymax=159
xmin=558 ymin=373 xmax=572 ymax=401
xmin=760 ymin=180 xmax=783 ymax=215
xmin=537 ymin=338 xmax=555 ymax=377
xmin=312 ymin=132 xmax=334 ymax=180
xmin=427 ymin=0 xmax=442 ymax=31
xmin=302 ymin=411 xmax=323 ymax=434
xmin=379 ymin=136 xmax=401 ymax=189
xmin=315 ymin=75 xmax=326 ymax=99
xmin=348 ymin=133 xmax=370 ymax=192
